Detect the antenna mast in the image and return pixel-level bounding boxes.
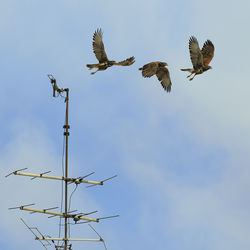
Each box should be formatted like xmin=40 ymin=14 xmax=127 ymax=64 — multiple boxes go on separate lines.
xmin=64 ymin=88 xmax=69 ymax=249
xmin=7 ymin=74 xmax=118 ymax=249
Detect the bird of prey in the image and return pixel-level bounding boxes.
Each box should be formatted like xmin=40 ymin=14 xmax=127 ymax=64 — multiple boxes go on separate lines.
xmin=139 ymin=62 xmax=172 ymax=92
xmin=86 ymin=28 xmax=135 ymax=74
xmin=181 ymin=36 xmax=214 ymax=80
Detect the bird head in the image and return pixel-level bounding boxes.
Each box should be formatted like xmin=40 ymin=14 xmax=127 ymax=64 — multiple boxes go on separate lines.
xmin=159 ymin=62 xmax=168 ymax=67
xmin=203 ymin=65 xmax=212 ymax=72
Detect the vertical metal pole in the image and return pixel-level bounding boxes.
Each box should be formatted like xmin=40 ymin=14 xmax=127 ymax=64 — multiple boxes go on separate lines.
xmin=64 ymin=89 xmax=69 ymax=249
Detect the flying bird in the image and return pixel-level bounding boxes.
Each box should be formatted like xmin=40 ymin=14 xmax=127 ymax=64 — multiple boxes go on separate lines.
xmin=86 ymin=28 xmax=135 ymax=74
xmin=139 ymin=62 xmax=172 ymax=92
xmin=181 ymin=36 xmax=214 ymax=80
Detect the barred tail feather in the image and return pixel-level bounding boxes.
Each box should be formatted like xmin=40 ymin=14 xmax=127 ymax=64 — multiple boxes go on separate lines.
xmin=181 ymin=68 xmax=193 ymax=72
xmin=167 ymin=84 xmax=171 ymax=93
xmin=86 ymin=64 xmax=99 ymax=69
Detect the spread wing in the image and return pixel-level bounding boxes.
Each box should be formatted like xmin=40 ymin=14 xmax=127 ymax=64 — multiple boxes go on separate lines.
xmin=115 ymin=56 xmax=135 ymax=66
xmin=156 ymin=67 xmax=172 ymax=92
xmin=201 ymin=40 xmax=214 ymax=66
xmin=189 ymin=36 xmax=203 ymax=69
xmin=92 ymin=28 xmax=108 ymax=63
xmin=140 ymin=62 xmax=159 ymax=78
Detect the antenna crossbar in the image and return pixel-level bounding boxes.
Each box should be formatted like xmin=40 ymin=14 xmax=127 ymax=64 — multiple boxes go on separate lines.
xmin=13 ymin=206 xmax=99 ymax=222
xmin=36 ymin=237 xmax=102 ymax=242
xmin=9 ymin=171 xmax=103 ymax=185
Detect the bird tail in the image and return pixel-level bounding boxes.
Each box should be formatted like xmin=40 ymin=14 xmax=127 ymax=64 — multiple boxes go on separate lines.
xmin=166 ymin=84 xmax=171 ymax=93
xmin=181 ymin=68 xmax=193 ymax=72
xmin=86 ymin=64 xmax=99 ymax=69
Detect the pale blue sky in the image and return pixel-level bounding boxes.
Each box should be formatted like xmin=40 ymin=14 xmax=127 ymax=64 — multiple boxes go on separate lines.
xmin=1 ymin=0 xmax=250 ymax=249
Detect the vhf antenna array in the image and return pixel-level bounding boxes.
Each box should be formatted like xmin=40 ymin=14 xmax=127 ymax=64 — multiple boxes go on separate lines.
xmin=6 ymin=74 xmax=118 ymax=249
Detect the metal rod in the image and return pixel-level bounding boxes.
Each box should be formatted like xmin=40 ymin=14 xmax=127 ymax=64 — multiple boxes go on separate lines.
xmin=64 ymin=88 xmax=69 ymax=250
xmin=36 ymin=237 xmax=101 ymax=242
xmin=12 ymin=171 xmax=102 ymax=185
xmin=17 ymin=206 xmax=98 ymax=222
xmin=88 ymin=224 xmax=107 ymax=250
xmin=21 ymin=207 xmax=63 ymax=217
xmin=20 ymin=218 xmax=50 ymax=249
xmin=5 ymin=167 xmax=28 ymax=178
xmin=98 ymin=215 xmax=120 ymax=220
xmin=101 ymin=175 xmax=118 ymax=183
xmin=31 ymin=171 xmax=51 ymax=180
xmin=9 ymin=203 xmax=35 ymax=210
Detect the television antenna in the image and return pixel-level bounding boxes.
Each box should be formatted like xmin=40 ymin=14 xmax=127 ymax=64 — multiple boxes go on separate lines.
xmin=6 ymin=74 xmax=118 ymax=249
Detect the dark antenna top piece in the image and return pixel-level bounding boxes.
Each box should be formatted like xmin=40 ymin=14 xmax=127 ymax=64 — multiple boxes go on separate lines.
xmin=48 ymin=74 xmax=65 ymax=97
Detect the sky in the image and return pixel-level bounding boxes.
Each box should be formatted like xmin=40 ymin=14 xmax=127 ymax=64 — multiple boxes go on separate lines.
xmin=1 ymin=0 xmax=250 ymax=249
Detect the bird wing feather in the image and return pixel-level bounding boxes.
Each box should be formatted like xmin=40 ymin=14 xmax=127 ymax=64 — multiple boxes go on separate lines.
xmin=156 ymin=67 xmax=172 ymax=92
xmin=140 ymin=62 xmax=159 ymax=78
xmin=92 ymin=28 xmax=109 ymax=63
xmin=201 ymin=40 xmax=214 ymax=66
xmin=115 ymin=56 xmax=135 ymax=66
xmin=189 ymin=36 xmax=203 ymax=69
